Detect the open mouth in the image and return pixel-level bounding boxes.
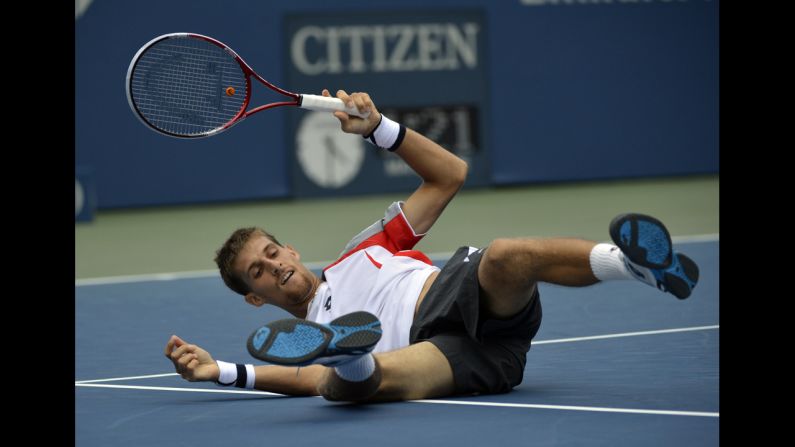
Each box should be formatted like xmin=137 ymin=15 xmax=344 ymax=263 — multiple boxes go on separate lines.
xmin=280 ymin=271 xmax=294 ymax=285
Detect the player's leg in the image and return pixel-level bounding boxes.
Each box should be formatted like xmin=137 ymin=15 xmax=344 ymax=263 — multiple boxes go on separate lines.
xmin=477 ymin=237 xmax=599 ymax=319
xmin=478 ymin=213 xmax=700 ymax=319
xmin=247 ymin=312 xmax=454 ymax=402
xmin=332 ymin=341 xmax=455 ymax=402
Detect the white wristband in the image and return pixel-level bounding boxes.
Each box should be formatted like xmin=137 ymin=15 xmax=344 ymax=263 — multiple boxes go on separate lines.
xmin=244 ymin=364 xmax=256 ymax=389
xmin=216 ymin=360 xmax=237 ymax=386
xmin=364 ymin=114 xmax=406 ymax=151
xmin=215 ymin=360 xmax=256 ymax=389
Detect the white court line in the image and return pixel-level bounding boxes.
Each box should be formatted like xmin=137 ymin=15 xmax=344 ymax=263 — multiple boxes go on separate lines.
xmin=76 ymin=373 xmax=180 ymax=384
xmin=75 ymin=270 xmax=221 ymax=286
xmin=75 ymin=235 xmax=718 ymax=287
xmin=74 ymin=256 xmax=458 ymax=287
xmin=75 ymin=324 xmax=718 ymax=384
xmin=533 ymin=325 xmax=719 ymax=345
xmin=411 ymin=399 xmax=718 ymax=418
xmin=75 ymin=383 xmax=282 ymax=397
xmin=74 ymin=383 xmax=717 ymax=418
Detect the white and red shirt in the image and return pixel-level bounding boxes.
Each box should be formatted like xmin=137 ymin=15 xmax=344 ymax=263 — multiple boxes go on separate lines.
xmin=305 ymin=201 xmax=440 ymax=354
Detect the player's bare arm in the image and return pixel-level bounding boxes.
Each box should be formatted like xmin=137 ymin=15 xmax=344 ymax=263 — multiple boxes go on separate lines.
xmin=165 ymin=334 xmax=327 ymax=396
xmin=324 ymin=89 xmax=468 ymax=234
xmin=163 ymin=333 xmax=447 ymax=399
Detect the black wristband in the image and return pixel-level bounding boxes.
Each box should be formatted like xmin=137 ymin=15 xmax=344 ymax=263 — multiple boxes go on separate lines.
xmin=388 ymin=124 xmax=407 ymax=152
xmin=362 ymin=114 xmax=405 ymax=151
xmin=234 ymin=363 xmax=247 ymax=388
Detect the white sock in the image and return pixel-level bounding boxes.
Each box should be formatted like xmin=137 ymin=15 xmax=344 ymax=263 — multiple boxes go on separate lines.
xmin=589 ymin=243 xmax=655 ymax=286
xmin=334 ymin=354 xmax=375 ymax=382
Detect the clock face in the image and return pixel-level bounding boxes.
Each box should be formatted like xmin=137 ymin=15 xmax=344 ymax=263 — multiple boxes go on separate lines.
xmin=296 ymin=112 xmax=365 ymax=188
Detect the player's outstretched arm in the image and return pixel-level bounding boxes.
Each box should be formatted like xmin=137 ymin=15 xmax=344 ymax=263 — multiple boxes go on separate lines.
xmin=324 ymin=89 xmax=468 ymax=234
xmin=164 ymin=335 xmax=324 ymax=396
xmin=252 ymin=364 xmax=325 ymax=396
xmin=164 ymin=335 xmax=221 ymax=382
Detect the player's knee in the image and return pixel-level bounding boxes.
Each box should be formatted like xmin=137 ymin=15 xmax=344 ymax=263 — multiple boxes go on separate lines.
xmin=373 ymin=345 xmax=455 ymax=401
xmin=481 ymin=239 xmax=524 ymax=279
xmin=317 ymin=364 xmax=382 ymax=403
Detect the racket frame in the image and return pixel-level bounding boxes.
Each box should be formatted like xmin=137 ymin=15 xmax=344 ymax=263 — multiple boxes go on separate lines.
xmin=126 ymin=32 xmax=308 ymax=138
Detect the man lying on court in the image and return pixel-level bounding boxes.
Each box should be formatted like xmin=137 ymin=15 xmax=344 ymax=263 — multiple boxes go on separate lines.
xmin=165 ymin=89 xmax=700 ymax=402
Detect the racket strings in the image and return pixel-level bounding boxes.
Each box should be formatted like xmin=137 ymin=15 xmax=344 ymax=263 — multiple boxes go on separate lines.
xmin=129 ymin=36 xmax=248 ymax=136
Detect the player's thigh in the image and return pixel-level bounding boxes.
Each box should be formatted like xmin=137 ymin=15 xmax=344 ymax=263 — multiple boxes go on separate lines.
xmin=373 ymin=341 xmax=454 ymax=401
xmin=478 ymin=239 xmax=538 ymax=318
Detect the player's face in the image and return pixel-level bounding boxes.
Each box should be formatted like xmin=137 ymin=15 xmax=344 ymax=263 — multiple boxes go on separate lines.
xmin=234 ymin=235 xmax=318 ymax=315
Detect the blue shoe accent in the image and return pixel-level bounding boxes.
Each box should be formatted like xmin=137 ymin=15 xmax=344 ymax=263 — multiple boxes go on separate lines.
xmin=648 ymin=253 xmax=700 ymax=300
xmin=609 ymin=213 xmax=673 ymax=270
xmin=268 ymin=325 xmax=327 ymax=358
xmin=609 ymin=213 xmax=700 ymax=299
xmin=246 ymin=311 xmax=382 ymax=366
xmin=250 ymin=326 xmax=271 ymax=351
xmin=327 ymin=320 xmax=383 ymax=352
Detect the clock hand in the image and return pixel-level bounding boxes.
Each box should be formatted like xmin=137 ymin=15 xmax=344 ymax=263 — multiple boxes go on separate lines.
xmin=324 ymin=136 xmax=349 ymax=163
xmin=324 ymin=136 xmax=336 ymax=184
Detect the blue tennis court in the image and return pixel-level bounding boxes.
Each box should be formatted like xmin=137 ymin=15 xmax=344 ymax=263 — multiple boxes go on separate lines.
xmin=76 ymin=238 xmax=718 ymax=446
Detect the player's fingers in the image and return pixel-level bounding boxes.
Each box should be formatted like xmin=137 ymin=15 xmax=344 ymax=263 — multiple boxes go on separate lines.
xmin=177 ymin=354 xmax=197 ymax=377
xmin=360 ymin=93 xmax=374 ymax=111
xmin=178 ymin=353 xmax=195 ymax=368
xmin=172 ymin=335 xmax=186 ymax=347
xmin=170 ymin=345 xmax=189 ymax=362
xmin=336 ymin=90 xmax=355 ymax=110
xmin=351 ymin=93 xmax=367 ymax=113
xmin=164 ymin=336 xmax=177 ymax=357
xmin=333 ymin=110 xmax=349 ymax=123
xmin=186 ymin=357 xmax=200 ymax=372
xmin=321 ymin=89 xmax=331 ymax=97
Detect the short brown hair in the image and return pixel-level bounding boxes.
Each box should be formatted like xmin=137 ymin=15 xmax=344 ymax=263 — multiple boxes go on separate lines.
xmin=214 ymin=227 xmax=282 ymax=296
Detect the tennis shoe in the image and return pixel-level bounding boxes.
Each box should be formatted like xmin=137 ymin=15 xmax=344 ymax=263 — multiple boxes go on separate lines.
xmin=247 ymin=311 xmax=382 ymax=367
xmin=609 ymin=213 xmax=699 ymax=299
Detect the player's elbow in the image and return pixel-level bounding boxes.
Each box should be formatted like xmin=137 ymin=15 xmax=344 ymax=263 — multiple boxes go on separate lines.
xmin=449 ymin=157 xmax=468 ymax=189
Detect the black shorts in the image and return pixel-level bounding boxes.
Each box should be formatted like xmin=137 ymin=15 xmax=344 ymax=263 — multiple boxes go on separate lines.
xmin=409 ymin=246 xmax=542 ymax=396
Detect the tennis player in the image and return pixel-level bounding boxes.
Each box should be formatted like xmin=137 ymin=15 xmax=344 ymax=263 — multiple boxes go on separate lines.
xmin=165 ymin=89 xmax=699 ymax=402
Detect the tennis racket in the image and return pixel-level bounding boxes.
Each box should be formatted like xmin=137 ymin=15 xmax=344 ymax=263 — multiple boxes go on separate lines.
xmin=126 ymin=33 xmax=369 ymax=138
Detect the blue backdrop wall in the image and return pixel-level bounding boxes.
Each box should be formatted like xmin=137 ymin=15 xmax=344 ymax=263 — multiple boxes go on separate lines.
xmin=75 ymin=0 xmax=718 ymax=209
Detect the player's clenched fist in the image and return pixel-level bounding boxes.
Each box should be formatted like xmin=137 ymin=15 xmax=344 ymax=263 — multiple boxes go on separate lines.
xmin=164 ymin=335 xmax=220 ymax=382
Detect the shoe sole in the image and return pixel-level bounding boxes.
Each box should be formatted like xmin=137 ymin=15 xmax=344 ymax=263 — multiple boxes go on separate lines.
xmin=609 ymin=213 xmax=673 ymax=270
xmin=246 ymin=311 xmax=382 ymax=366
xmin=665 ymin=253 xmax=700 ymax=300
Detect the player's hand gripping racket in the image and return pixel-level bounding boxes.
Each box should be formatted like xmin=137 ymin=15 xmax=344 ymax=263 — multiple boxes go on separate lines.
xmin=126 ymin=33 xmax=369 ymax=138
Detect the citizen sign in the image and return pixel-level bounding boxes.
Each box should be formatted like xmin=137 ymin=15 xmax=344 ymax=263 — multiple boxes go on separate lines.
xmin=290 ymin=23 xmax=480 ymax=75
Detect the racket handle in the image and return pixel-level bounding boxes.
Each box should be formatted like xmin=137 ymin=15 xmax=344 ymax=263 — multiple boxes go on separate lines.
xmin=299 ymin=94 xmax=370 ymax=118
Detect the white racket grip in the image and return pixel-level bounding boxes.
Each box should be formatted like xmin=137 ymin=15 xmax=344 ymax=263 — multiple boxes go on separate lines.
xmin=299 ymin=94 xmax=370 ymax=118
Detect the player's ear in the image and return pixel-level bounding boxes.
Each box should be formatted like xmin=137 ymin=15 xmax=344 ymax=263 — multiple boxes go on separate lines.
xmin=245 ymin=294 xmax=266 ymax=307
